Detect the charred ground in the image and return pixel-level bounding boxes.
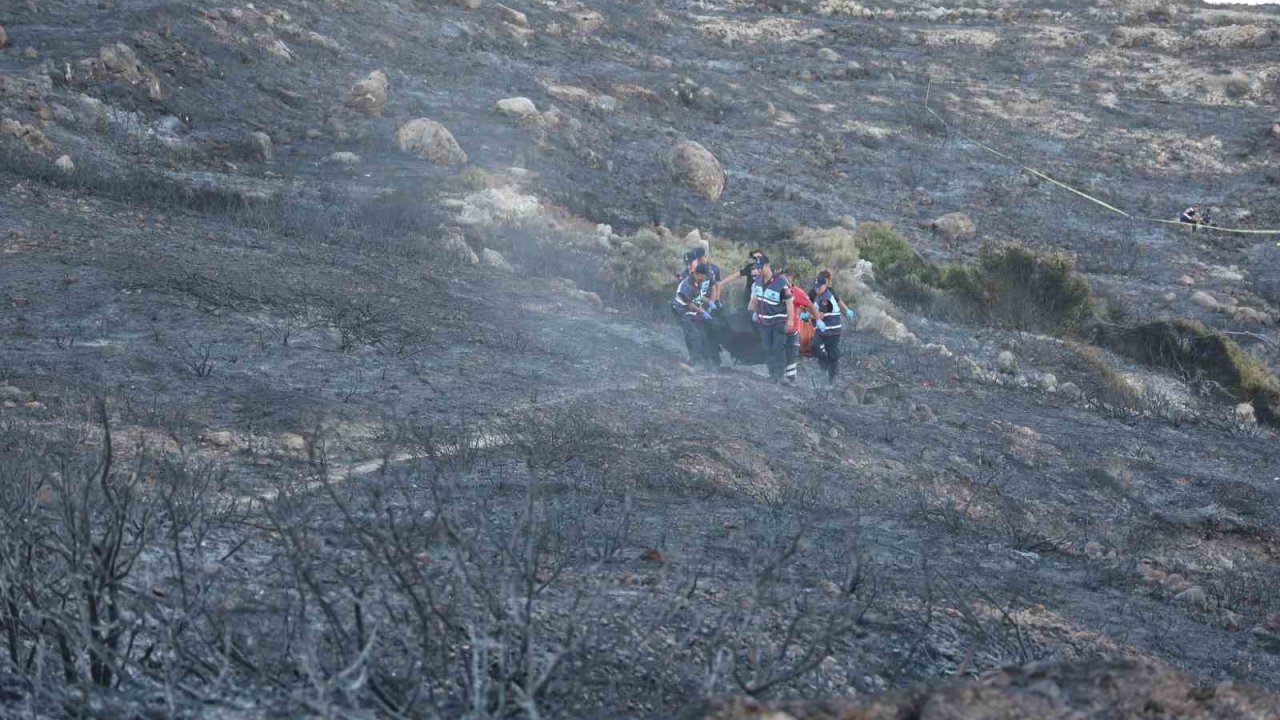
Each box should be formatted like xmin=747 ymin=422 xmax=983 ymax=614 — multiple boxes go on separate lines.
xmin=2 ymin=0 xmax=1280 ymax=717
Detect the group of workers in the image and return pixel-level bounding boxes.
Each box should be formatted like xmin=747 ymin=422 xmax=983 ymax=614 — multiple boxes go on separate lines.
xmin=672 ymin=247 xmax=857 ymax=384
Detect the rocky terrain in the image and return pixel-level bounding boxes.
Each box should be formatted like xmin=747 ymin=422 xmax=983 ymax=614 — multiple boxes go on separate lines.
xmin=2 ymin=0 xmax=1280 ymax=717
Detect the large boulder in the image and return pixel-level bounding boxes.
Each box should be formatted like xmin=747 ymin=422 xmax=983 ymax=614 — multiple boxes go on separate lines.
xmin=396 ymin=118 xmax=467 ymax=165
xmin=666 ymin=141 xmax=725 ymax=202
xmin=345 ymin=70 xmax=389 ymax=116
xmin=931 ymin=212 xmax=976 ymax=245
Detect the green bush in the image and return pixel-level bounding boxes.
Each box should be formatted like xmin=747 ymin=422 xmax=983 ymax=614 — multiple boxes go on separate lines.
xmin=963 ymin=244 xmax=1094 ymax=333
xmin=1097 ymin=319 xmax=1280 ymax=424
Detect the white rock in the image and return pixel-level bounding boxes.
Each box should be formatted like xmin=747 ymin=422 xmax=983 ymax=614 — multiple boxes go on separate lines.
xmin=997 ymin=350 xmax=1018 ymax=374
xmin=1234 ymin=403 xmax=1256 ymax=424
xmin=496 ymin=96 xmax=539 ymax=119
xmin=325 ymin=151 xmax=360 ymax=165
xmin=1191 ymin=290 xmax=1219 ymax=310
xmin=481 ymin=248 xmax=514 ymax=272
xmin=458 ymin=187 xmax=541 ymax=226
xmin=1177 ymin=275 xmax=1195 ymax=286
xmin=204 ymin=431 xmax=234 ymax=448
xmin=817 ymin=47 xmax=841 ymax=62
xmin=280 ymin=433 xmax=306 ymax=451
xmin=1040 ymin=373 xmax=1058 ymax=392
xmin=396 ymin=118 xmax=467 ymax=165
xmin=346 ymin=69 xmax=389 ymax=115
xmin=54 ymin=155 xmax=75 ymax=174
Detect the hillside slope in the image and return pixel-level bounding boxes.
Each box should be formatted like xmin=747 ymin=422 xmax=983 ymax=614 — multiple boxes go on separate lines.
xmin=2 ymin=0 xmax=1280 ymax=717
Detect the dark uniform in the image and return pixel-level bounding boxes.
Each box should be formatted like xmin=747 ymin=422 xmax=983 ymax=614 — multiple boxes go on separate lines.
xmin=673 ymin=267 xmax=713 ymax=368
xmin=811 ymin=282 xmax=845 ymax=381
xmin=754 ymin=270 xmax=792 ymax=383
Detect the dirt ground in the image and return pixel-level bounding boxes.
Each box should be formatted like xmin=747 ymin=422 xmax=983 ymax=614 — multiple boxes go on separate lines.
xmin=1 ymin=0 xmax=1279 ymax=717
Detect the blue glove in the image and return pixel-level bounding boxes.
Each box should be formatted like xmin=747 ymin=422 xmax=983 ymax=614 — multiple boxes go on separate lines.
xmin=707 ymin=300 xmax=719 ymax=312
xmin=845 ymin=307 xmax=857 ymax=322
xmin=701 ymin=311 xmax=712 ymax=321
xmin=799 ymin=310 xmax=811 ymax=321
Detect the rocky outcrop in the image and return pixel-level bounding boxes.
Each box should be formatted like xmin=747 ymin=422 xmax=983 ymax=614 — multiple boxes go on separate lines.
xmin=666 ymin=141 xmax=725 ymax=202
xmin=396 ymin=118 xmax=466 ymax=165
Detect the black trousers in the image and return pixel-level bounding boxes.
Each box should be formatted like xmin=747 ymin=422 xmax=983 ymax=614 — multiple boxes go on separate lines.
xmin=680 ymin=315 xmax=710 ymax=366
xmin=812 ymin=333 xmax=841 ymax=379
xmin=760 ymin=324 xmax=788 ymax=381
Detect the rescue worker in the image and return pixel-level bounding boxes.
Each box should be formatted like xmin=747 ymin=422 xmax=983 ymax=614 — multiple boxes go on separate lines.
xmin=737 ymin=250 xmax=764 ymax=307
xmin=778 ymin=267 xmax=806 ymax=383
xmin=809 ymin=270 xmax=857 ymax=382
xmin=748 ymin=255 xmax=794 ymax=383
xmin=1180 ymin=205 xmax=1209 ymax=231
xmin=673 ymin=263 xmax=715 ymax=369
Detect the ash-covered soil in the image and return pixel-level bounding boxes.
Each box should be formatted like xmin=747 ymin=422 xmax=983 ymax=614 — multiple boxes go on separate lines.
xmin=1 ymin=0 xmax=1280 ymax=717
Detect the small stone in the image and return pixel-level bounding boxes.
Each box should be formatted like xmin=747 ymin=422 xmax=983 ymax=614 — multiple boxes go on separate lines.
xmin=1222 ymin=610 xmax=1244 ymax=631
xmin=23 ymin=47 xmax=38 ymax=60
xmin=54 ymin=155 xmax=74 ymax=174
xmin=997 ymin=350 xmax=1018 ymax=375
xmin=280 ymin=433 xmax=306 ymax=451
xmin=325 ymin=151 xmax=360 ymax=165
xmin=204 ymin=431 xmax=234 ymax=448
xmin=1191 ymin=290 xmax=1219 ymax=310
xmin=910 ymin=403 xmax=936 ymax=424
xmin=837 ymin=214 xmax=857 ymax=230
xmin=305 ymin=128 xmax=322 ymax=140
xmin=0 ymin=24 xmax=7 ymax=49
xmin=1058 ymin=382 xmax=1082 ymax=400
xmin=1039 ymin=373 xmax=1058 ymax=392
xmin=22 ymin=401 xmax=44 ymax=410
xmin=1175 ymin=586 xmax=1209 ymax=609
xmin=817 ymin=47 xmax=841 ymax=62
xmin=244 ymin=131 xmax=273 ymax=161
xmin=1272 ymin=123 xmax=1280 ymax=141
xmin=1177 ymin=275 xmax=1195 ymax=286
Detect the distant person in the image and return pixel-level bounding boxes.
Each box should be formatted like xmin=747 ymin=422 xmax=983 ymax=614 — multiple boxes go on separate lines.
xmin=809 ymin=271 xmax=857 ymax=383
xmin=673 ymin=263 xmax=714 ymax=369
xmin=748 ymin=255 xmax=793 ymax=383
xmin=1180 ymin=205 xmax=1212 ymax=231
